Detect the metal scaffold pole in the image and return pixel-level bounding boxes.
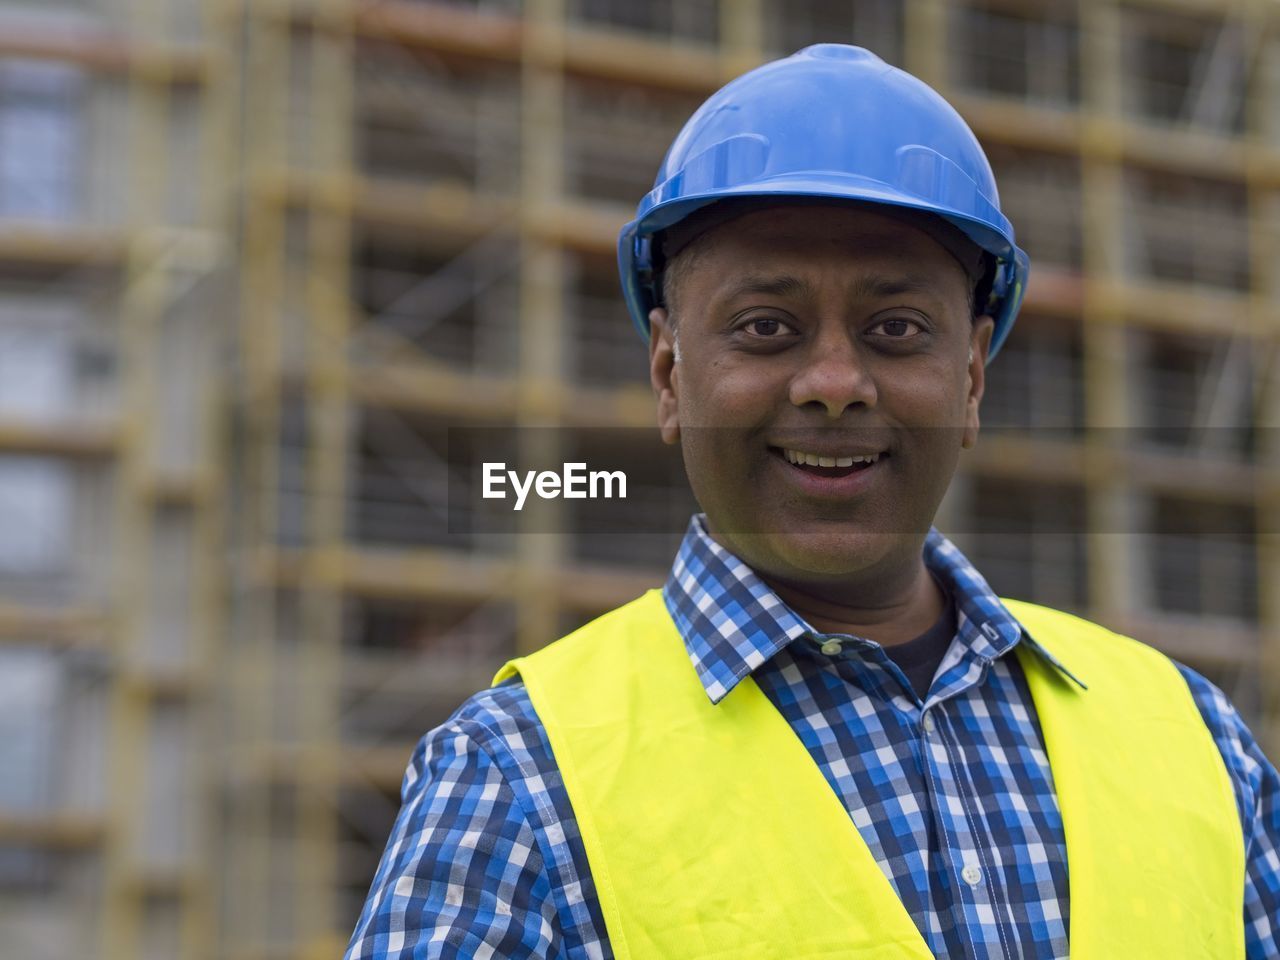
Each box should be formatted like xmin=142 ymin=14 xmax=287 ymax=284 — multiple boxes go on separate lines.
xmin=1078 ymin=0 xmax=1138 ymax=629
xmin=515 ymin=0 xmax=568 ymax=657
xmin=1246 ymin=0 xmax=1280 ymax=758
xmin=229 ymin=0 xmax=289 ymax=952
xmin=103 ymin=0 xmax=171 ymax=950
xmin=296 ymin=0 xmax=354 ymax=949
xmin=193 ymin=0 xmax=240 ymax=955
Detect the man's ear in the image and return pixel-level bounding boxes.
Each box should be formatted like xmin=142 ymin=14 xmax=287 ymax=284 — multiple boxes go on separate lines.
xmin=649 ymin=307 xmax=680 ymax=445
xmin=962 ymin=315 xmax=995 ymax=450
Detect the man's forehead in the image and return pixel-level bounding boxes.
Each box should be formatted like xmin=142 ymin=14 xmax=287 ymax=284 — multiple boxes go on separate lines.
xmin=703 ymin=265 xmax=960 ymax=312
xmin=714 ymin=269 xmax=943 ymax=298
xmin=690 ymin=212 xmax=975 ymax=302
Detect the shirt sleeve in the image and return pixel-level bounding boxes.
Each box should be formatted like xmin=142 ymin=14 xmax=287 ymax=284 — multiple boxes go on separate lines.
xmin=343 ymin=714 xmax=563 ymax=960
xmin=1177 ymin=664 xmax=1280 ymax=959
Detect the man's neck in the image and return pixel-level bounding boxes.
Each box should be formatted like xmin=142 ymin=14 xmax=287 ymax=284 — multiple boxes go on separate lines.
xmin=763 ymin=561 xmax=947 ymax=648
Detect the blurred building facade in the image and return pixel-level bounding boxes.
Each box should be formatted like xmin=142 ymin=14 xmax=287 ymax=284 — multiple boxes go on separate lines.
xmin=0 ymin=0 xmax=1277 ymax=957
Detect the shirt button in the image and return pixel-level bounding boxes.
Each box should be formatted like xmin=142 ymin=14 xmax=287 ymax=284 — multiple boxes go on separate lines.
xmin=961 ymin=864 xmax=983 ymax=886
xmin=922 ymin=713 xmax=936 ymax=734
xmin=820 ymin=639 xmax=843 ymax=656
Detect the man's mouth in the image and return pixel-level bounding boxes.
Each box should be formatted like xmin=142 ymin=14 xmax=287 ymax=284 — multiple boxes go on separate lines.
xmin=771 ymin=447 xmax=886 ymax=479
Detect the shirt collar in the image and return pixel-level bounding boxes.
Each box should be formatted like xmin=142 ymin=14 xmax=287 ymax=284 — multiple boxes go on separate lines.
xmin=662 ymin=514 xmax=1086 ymax=704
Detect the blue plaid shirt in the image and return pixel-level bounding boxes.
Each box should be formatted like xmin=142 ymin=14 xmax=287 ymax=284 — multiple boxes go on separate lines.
xmin=346 ymin=517 xmax=1280 ymax=959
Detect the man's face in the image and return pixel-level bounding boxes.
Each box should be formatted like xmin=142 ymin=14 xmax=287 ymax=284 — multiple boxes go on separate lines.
xmin=649 ymin=204 xmax=994 ymax=591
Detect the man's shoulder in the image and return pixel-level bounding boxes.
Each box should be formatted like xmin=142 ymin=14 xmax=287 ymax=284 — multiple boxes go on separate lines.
xmin=392 ymin=676 xmax=572 ymax=822
xmin=1002 ymin=601 xmax=1269 ymax=842
xmin=411 ymin=591 xmax=671 ymax=790
xmin=423 ymin=675 xmax=544 ymax=761
xmin=1171 ymin=661 xmax=1269 ymax=828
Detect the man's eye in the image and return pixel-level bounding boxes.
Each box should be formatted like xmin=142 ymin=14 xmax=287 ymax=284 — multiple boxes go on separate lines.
xmin=743 ymin=317 xmax=791 ymax=337
xmin=872 ymin=317 xmax=923 ymax=338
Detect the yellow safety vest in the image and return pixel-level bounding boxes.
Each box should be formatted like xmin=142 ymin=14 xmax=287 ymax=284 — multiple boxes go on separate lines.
xmin=495 ymin=590 xmax=1244 ymax=959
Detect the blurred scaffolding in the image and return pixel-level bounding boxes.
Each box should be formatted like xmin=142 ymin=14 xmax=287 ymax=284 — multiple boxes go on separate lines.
xmin=0 ymin=0 xmax=1277 ymax=958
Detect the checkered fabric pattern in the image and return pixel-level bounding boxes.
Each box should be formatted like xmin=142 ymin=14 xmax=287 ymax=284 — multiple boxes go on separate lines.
xmin=345 ymin=516 xmax=1280 ymax=959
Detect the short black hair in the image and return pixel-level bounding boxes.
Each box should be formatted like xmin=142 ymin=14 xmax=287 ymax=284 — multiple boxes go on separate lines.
xmin=658 ymin=238 xmax=710 ymax=326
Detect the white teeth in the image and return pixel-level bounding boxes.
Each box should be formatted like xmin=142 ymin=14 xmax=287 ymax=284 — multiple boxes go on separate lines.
xmin=782 ymin=448 xmax=882 ymax=466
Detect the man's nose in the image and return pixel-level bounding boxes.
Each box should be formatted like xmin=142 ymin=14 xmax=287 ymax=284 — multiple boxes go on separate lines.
xmin=787 ymin=336 xmax=878 ymax=419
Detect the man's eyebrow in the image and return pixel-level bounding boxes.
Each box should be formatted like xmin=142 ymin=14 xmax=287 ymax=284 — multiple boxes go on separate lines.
xmin=853 ymin=275 xmax=942 ymax=300
xmin=719 ymin=274 xmax=813 ymax=300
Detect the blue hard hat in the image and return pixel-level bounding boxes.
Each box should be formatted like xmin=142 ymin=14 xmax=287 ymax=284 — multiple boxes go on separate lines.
xmin=616 ymin=44 xmax=1029 ymax=361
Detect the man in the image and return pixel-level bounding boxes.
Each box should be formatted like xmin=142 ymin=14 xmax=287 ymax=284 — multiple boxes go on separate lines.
xmin=347 ymin=46 xmax=1280 ymax=959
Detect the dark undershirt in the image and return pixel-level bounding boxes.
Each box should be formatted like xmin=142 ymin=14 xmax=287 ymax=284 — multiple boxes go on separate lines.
xmin=881 ymin=582 xmax=957 ymax=701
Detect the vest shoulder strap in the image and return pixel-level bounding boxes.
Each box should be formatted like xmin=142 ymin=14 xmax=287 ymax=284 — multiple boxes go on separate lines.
xmin=1005 ymin=598 xmax=1244 ymax=958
